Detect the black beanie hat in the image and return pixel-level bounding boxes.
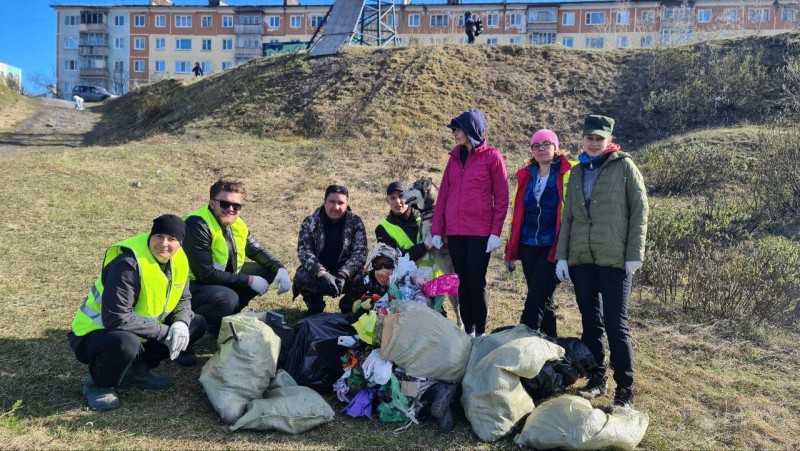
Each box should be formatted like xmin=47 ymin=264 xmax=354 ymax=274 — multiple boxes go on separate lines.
xmin=150 ymin=214 xmax=186 ymax=243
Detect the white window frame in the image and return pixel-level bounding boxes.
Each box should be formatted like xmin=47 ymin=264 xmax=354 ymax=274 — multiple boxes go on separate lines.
xmin=562 ymin=12 xmax=575 ymax=26
xmin=64 ymin=60 xmax=77 ymax=71
xmin=585 ymin=36 xmax=605 ymax=48
xmin=155 ymin=15 xmax=166 ymax=27
xmin=175 ymin=38 xmax=192 ymax=50
xmin=561 ymin=37 xmax=574 ymax=47
xmin=201 ymin=61 xmax=212 ymax=74
xmin=222 ymin=61 xmax=233 ymax=70
xmin=430 ymin=15 xmax=448 ymax=27
xmin=114 ymin=15 xmax=124 ymax=26
xmin=311 ymin=15 xmax=323 ymax=27
xmin=154 ymin=61 xmax=165 ymax=73
xmin=749 ymin=8 xmax=770 ymax=23
xmin=201 ymin=15 xmax=212 ymax=28
xmin=175 ymin=15 xmax=192 ymax=28
xmin=486 ymin=38 xmax=498 ymax=45
xmin=723 ymin=9 xmax=739 ymax=23
xmin=175 ymin=61 xmax=192 ymax=74
xmin=222 ymin=38 xmax=233 ymax=51
xmin=134 ymin=37 xmax=145 ymax=50
xmin=155 ymin=38 xmax=165 ymax=50
xmin=408 ymin=14 xmax=420 ymax=27
xmin=616 ymin=11 xmax=630 ymax=25
xmin=641 ymin=11 xmax=655 ymax=24
xmin=697 ymin=9 xmax=712 ymax=24
xmin=387 ymin=14 xmax=398 ymax=27
xmin=267 ymin=16 xmax=280 ymax=28
xmin=113 ymin=60 xmax=124 ymax=72
xmin=510 ymin=36 xmax=523 ymax=44
xmin=114 ymin=37 xmax=124 ymax=49
xmin=640 ymin=35 xmax=653 ymax=47
xmin=616 ymin=36 xmax=628 ymax=48
xmin=783 ymin=8 xmax=798 ymax=22
xmin=290 ymin=15 xmax=301 ymax=28
xmin=487 ymin=14 xmax=499 ymax=27
xmin=222 ymin=15 xmax=233 ymax=27
xmin=133 ymin=60 xmax=145 ymax=72
xmin=202 ymin=39 xmax=212 ymax=51
xmin=585 ymin=12 xmax=605 ymax=26
xmin=64 ymin=15 xmax=78 ymax=26
xmin=134 ymin=14 xmax=145 ymax=27
xmin=510 ymin=13 xmax=523 ymax=27
xmin=64 ymin=36 xmax=79 ymax=49
xmin=536 ymin=11 xmax=551 ymax=22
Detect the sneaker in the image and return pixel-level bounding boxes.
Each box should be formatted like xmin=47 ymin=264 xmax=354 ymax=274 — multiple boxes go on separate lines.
xmin=174 ymin=348 xmax=197 ymax=367
xmin=577 ymin=373 xmax=607 ymax=399
xmin=429 ymin=383 xmax=458 ymax=418
xmin=435 ymin=407 xmax=455 ymax=433
xmin=119 ymin=361 xmax=172 ymax=391
xmin=613 ymin=387 xmax=635 ymax=409
xmin=83 ymin=376 xmax=120 ymax=411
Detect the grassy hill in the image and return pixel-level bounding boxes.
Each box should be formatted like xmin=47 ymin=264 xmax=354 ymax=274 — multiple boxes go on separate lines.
xmin=1 ymin=33 xmax=800 ymax=449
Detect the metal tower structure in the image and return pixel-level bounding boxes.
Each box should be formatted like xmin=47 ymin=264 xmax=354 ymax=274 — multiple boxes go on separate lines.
xmin=351 ymin=0 xmax=398 ymax=47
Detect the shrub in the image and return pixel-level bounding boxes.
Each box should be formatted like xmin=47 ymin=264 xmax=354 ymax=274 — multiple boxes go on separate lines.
xmin=751 ymin=127 xmax=800 ymax=222
xmin=637 ymin=143 xmax=739 ymax=195
xmin=140 ymin=93 xmax=167 ymax=118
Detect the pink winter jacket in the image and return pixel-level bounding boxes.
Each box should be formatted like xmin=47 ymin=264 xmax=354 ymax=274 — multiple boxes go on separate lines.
xmin=432 ymin=141 xmax=509 ymax=237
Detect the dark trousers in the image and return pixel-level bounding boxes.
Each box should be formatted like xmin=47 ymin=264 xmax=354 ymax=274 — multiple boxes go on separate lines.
xmin=570 ymin=264 xmax=634 ymax=389
xmin=466 ymin=31 xmax=475 ymax=44
xmin=518 ymin=244 xmax=558 ymax=337
xmin=72 ymin=315 xmax=207 ymax=388
xmin=447 ymin=235 xmax=490 ymax=335
xmin=190 ymin=262 xmax=268 ymax=335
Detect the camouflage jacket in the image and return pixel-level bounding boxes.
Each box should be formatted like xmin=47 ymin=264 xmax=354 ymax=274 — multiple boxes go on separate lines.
xmin=296 ymin=206 xmax=367 ymax=279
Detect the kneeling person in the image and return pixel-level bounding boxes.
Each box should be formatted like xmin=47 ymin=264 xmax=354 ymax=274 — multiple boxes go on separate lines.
xmin=68 ymin=214 xmax=207 ymax=411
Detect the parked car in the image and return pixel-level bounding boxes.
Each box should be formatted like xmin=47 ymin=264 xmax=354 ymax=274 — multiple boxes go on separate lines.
xmin=71 ymin=85 xmax=118 ymax=102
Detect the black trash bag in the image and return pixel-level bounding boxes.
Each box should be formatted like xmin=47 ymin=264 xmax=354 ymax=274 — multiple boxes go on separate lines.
xmin=554 ymin=337 xmax=598 ymax=378
xmin=521 ymin=362 xmax=563 ymax=400
xmin=282 ymin=313 xmax=356 ymax=391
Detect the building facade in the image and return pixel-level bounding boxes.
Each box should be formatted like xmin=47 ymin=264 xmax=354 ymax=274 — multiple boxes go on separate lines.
xmin=53 ymin=0 xmax=800 ymax=97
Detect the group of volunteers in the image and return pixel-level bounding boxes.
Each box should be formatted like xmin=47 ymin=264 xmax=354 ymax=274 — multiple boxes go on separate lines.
xmin=67 ymin=109 xmax=648 ymax=416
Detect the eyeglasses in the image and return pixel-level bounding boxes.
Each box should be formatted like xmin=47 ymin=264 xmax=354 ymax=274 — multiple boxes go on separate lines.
xmin=531 ymin=141 xmax=553 ymax=150
xmin=373 ymin=261 xmax=395 ymax=271
xmin=213 ymin=199 xmax=243 ymax=211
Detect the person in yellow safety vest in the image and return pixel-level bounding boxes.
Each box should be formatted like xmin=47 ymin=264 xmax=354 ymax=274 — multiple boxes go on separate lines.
xmin=67 ymin=214 xmax=208 ymax=412
xmin=183 ymin=179 xmax=292 ymax=336
xmin=375 ymin=181 xmax=433 ymax=267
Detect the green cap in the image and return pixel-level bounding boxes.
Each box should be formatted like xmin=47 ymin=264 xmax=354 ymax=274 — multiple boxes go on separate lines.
xmin=583 ymin=115 xmax=615 ymax=138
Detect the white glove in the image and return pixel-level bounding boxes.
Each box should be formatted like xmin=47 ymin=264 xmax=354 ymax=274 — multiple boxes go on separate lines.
xmin=431 ymin=235 xmax=443 ymax=249
xmin=249 ymin=275 xmax=270 ymax=295
xmin=555 ymin=260 xmax=571 ymax=283
xmin=505 ymin=260 xmax=516 ymax=273
xmin=486 ymin=234 xmax=502 ymax=253
xmin=625 ymin=261 xmax=643 ymax=276
xmin=165 ymin=321 xmax=189 ymax=360
xmin=423 ymin=234 xmax=433 ymax=249
xmin=273 ymin=268 xmax=291 ymax=294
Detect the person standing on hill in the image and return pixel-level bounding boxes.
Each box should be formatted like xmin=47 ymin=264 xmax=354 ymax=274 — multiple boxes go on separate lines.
xmin=67 ymin=215 xmax=207 ymax=411
xmin=504 ymin=129 xmax=576 ymax=337
xmin=192 ymin=62 xmax=203 ymax=77
xmin=464 ymin=11 xmax=477 ymax=44
xmin=183 ymin=179 xmax=292 ymax=337
xmin=430 ymin=109 xmax=509 ymax=337
xmin=555 ymin=115 xmax=649 ymax=409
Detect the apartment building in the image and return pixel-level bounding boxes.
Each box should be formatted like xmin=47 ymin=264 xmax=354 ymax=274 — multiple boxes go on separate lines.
xmin=53 ymin=0 xmax=800 ymax=97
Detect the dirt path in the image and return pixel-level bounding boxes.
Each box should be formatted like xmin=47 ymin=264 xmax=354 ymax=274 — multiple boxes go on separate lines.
xmin=0 ymin=97 xmax=102 ymax=160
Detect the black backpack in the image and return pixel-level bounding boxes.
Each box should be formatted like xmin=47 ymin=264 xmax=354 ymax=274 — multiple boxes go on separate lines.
xmin=475 ymin=18 xmax=484 ymax=36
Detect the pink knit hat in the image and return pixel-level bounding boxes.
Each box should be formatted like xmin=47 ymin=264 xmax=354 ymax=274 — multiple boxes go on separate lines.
xmin=530 ymin=129 xmax=559 ymax=149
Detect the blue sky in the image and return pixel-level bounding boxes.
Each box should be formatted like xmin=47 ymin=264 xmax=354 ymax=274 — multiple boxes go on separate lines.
xmin=0 ymin=0 xmax=57 ymax=94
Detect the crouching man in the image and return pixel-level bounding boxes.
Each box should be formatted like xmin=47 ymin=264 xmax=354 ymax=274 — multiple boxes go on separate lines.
xmin=293 ymin=185 xmax=367 ymax=315
xmin=68 ymin=214 xmax=207 ymax=411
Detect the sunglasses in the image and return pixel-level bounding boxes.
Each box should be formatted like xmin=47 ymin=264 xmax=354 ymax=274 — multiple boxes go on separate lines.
xmin=531 ymin=141 xmax=553 ymax=150
xmin=213 ymin=199 xmax=243 ymax=211
xmin=373 ymin=261 xmax=395 ymax=271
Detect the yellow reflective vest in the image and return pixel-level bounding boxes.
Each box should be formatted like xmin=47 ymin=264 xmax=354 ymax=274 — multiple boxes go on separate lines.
xmin=70 ymin=233 xmax=189 ymax=340
xmin=185 ymin=206 xmax=249 ymax=279
xmin=379 ymin=217 xmax=436 ymax=270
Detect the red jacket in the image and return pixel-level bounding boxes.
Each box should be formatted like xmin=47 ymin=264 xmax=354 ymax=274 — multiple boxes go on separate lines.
xmin=504 ymin=155 xmax=575 ymax=262
xmin=432 ymin=141 xmax=509 ymax=237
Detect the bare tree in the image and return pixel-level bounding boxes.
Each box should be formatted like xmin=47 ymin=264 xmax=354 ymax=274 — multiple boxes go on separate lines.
xmin=111 ymin=67 xmax=128 ymax=95
xmin=27 ymin=66 xmax=57 ymax=96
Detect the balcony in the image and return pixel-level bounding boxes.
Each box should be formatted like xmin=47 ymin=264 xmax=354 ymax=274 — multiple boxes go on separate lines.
xmin=79 ymin=23 xmax=108 ymax=33
xmin=234 ymin=24 xmax=263 ymax=34
xmin=234 ymin=46 xmax=262 ymax=57
xmin=79 ymin=67 xmax=109 ymax=78
xmin=79 ymin=46 xmax=109 ymax=56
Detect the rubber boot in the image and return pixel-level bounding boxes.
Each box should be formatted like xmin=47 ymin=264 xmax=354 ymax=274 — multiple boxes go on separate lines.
xmin=119 ymin=360 xmax=172 ymax=390
xmin=83 ymin=376 xmax=120 ymax=411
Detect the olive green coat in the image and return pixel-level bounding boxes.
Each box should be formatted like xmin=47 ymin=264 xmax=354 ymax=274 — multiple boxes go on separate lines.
xmin=555 ymin=151 xmax=648 ymax=269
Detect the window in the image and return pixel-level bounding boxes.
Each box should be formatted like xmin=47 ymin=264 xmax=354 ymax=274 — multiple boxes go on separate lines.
xmin=241 ymin=15 xmax=261 ymax=25
xmin=155 ymin=61 xmax=165 ymax=73
xmin=311 ymin=15 xmax=324 ymax=27
xmin=202 ymin=39 xmax=212 ymax=51
xmin=510 ymin=13 xmax=523 ymax=26
xmin=561 ymin=37 xmax=574 ymax=48
xmin=175 ymin=61 xmax=192 ymax=73
xmin=81 ymin=55 xmax=106 ymax=69
xmin=537 ymin=11 xmax=551 ymax=22
xmin=134 ymin=14 xmax=144 ymax=27
xmin=585 ymin=37 xmax=605 ymax=49
xmin=222 ymin=38 xmax=233 ymax=50
xmin=510 ymin=37 xmax=523 ymax=45
xmin=113 ymin=60 xmax=124 ymax=72
xmin=585 ymin=12 xmax=605 ymax=25
xmin=290 ymin=15 xmax=301 ymax=28
xmin=530 ymin=32 xmax=556 ymax=45
xmin=458 ymin=15 xmax=465 ymax=27
xmin=155 ymin=38 xmax=165 ymax=50
xmin=202 ymin=62 xmax=212 ymax=74
xmin=697 ymin=9 xmax=711 ymax=24
xmin=134 ymin=60 xmax=144 ymax=72
xmin=155 ymin=15 xmax=166 ymax=27
xmin=783 ymin=8 xmax=798 ymax=22
xmin=268 ymin=16 xmax=280 ymax=28
xmin=175 ymin=38 xmax=192 ymax=50
xmin=408 ymin=14 xmax=420 ymax=27
xmin=114 ymin=37 xmax=124 ymax=49
xmin=64 ymin=15 xmax=78 ymax=25
xmin=222 ymin=62 xmax=233 ymax=70
xmin=81 ymin=32 xmax=106 ymax=46
xmin=80 ymin=12 xmax=104 ymax=24
xmin=750 ymin=8 xmax=770 ymax=23
xmin=641 ymin=11 xmax=655 ymax=24
xmin=487 ymin=14 xmax=499 ymax=26
xmin=430 ymin=15 xmax=448 ymax=27
xmin=236 ymin=37 xmax=260 ymax=48
xmin=387 ymin=14 xmax=398 ymax=27
xmin=486 ymin=38 xmax=498 ymax=45
xmin=201 ymin=15 xmax=212 ymax=28
xmin=723 ymin=9 xmax=739 ymax=23
xmin=64 ymin=60 xmax=77 ymax=71
xmin=616 ymin=11 xmax=630 ymax=25
xmin=616 ymin=36 xmax=628 ymax=48
xmin=640 ymin=35 xmax=653 ymax=47
xmin=175 ymin=15 xmax=192 ymax=28
xmin=64 ymin=36 xmax=79 ymax=49
xmin=223 ymin=15 xmax=233 ymax=27
xmin=114 ymin=15 xmax=124 ymax=26
xmin=562 ymin=12 xmax=575 ymax=26
xmin=134 ymin=37 xmax=145 ymax=50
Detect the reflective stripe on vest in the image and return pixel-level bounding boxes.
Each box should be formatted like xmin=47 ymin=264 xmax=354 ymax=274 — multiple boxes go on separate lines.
xmin=70 ymin=233 xmax=189 ymax=339
xmin=380 ymin=217 xmax=421 ymax=251
xmin=185 ymin=206 xmax=249 ymax=279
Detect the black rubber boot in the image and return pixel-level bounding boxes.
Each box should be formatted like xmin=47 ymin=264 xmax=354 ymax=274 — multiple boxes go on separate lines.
xmin=119 ymin=361 xmax=172 ymax=391
xmin=83 ymin=376 xmax=120 ymax=411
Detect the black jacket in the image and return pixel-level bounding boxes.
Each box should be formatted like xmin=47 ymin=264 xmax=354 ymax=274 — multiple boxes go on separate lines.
xmin=375 ymin=210 xmax=427 ymax=262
